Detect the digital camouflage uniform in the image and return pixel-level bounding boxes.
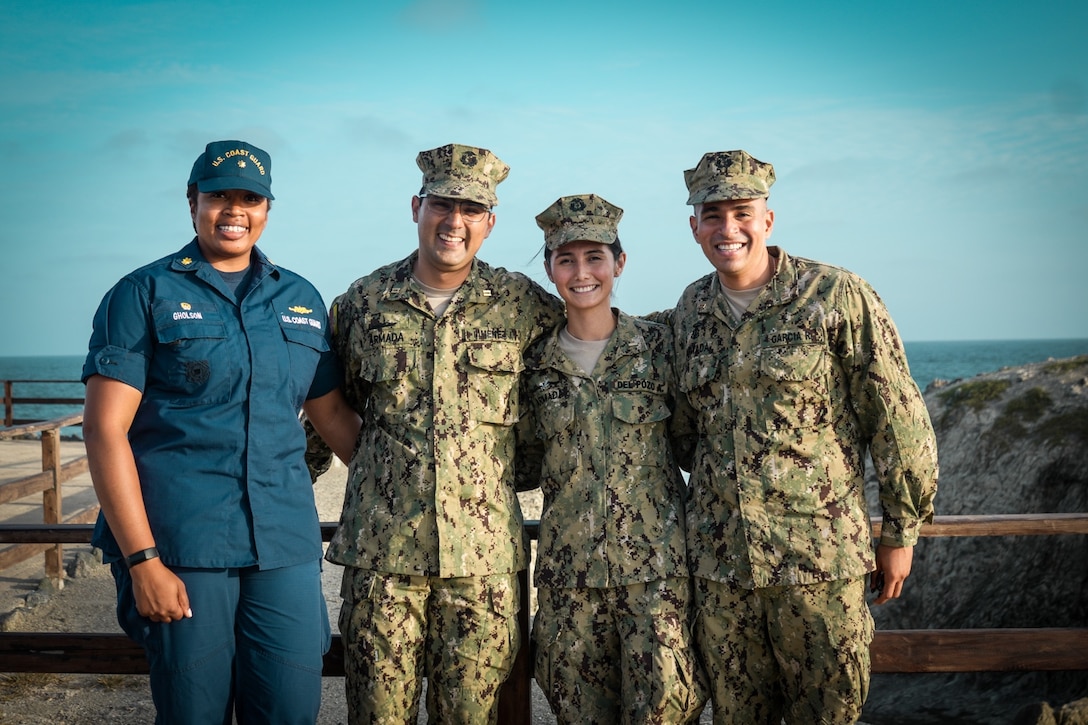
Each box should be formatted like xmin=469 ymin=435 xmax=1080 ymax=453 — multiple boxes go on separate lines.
xmin=670 ymin=247 xmax=938 ymax=724
xmin=326 ymin=249 xmax=563 ymax=723
xmin=515 ymin=194 xmax=707 ymax=724
xmin=522 ymin=310 xmax=707 ymax=724
xmin=663 ymin=149 xmax=938 ymax=724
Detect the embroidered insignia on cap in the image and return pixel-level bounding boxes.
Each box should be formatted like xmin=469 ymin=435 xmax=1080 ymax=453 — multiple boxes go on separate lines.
xmin=237 ymin=160 xmax=246 ymax=168
xmin=181 ymin=302 xmax=192 ymax=310
xmin=289 ymin=306 xmax=313 ymax=314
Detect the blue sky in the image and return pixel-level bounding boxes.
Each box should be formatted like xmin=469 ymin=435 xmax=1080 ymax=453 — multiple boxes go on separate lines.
xmin=2 ymin=0 xmax=1086 ymax=356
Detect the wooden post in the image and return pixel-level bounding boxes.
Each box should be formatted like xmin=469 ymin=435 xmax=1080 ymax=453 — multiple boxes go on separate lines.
xmin=41 ymin=428 xmax=64 ymax=582
xmin=3 ymin=380 xmax=12 ymax=427
xmin=496 ymin=568 xmax=533 ymax=724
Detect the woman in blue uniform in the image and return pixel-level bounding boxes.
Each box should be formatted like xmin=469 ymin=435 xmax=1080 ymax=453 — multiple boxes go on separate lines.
xmin=82 ymin=140 xmax=359 ymax=724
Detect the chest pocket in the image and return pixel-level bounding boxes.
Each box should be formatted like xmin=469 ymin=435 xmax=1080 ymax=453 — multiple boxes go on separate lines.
xmin=151 ymin=301 xmax=232 ymax=406
xmin=462 ymin=343 xmax=523 ymax=426
xmin=611 ymin=392 xmax=671 ymax=468
xmin=680 ymin=354 xmax=730 ymax=437
xmin=533 ymin=380 xmax=574 ymax=439
xmin=679 ymin=354 xmax=723 ymax=396
xmin=280 ymin=324 xmax=329 ymax=353
xmin=757 ymin=343 xmax=830 ymax=430
xmin=275 ymin=304 xmax=330 ymax=404
xmin=356 ymin=316 xmax=419 ymax=418
xmin=531 ymin=377 xmax=578 ymax=474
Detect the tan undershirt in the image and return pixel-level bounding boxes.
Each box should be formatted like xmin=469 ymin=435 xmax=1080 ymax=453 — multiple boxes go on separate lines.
xmin=721 ymin=285 xmax=763 ymax=321
xmin=559 ymin=327 xmax=609 ymax=375
xmin=721 ymin=253 xmax=776 ymax=320
xmin=414 ymin=277 xmax=459 ymax=317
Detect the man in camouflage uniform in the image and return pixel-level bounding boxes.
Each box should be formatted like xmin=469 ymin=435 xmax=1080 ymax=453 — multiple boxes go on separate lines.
xmin=324 ymin=144 xmax=564 ymax=723
xmin=665 ymin=150 xmax=939 ymax=724
xmin=520 ymin=194 xmax=706 ymax=724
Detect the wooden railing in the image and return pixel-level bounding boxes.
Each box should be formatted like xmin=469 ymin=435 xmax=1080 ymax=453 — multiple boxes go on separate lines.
xmin=1 ymin=418 xmax=1086 ymax=723
xmin=1 ymin=517 xmax=1086 ymax=724
xmin=2 ymin=379 xmax=84 ymax=428
xmin=0 ymin=413 xmax=98 ymax=579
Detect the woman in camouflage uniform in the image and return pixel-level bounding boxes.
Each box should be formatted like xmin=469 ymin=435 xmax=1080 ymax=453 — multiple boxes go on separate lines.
xmin=519 ymin=194 xmax=707 ymax=724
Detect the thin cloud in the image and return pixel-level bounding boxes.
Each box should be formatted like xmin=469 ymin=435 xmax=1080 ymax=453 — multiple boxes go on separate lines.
xmin=398 ymin=0 xmax=484 ymax=31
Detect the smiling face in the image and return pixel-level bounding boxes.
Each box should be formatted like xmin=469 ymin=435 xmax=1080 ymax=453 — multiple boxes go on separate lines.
xmin=189 ymin=189 xmax=269 ymax=271
xmin=411 ymin=194 xmax=495 ymax=287
xmin=690 ymin=197 xmax=775 ymax=289
xmin=545 ymin=240 xmax=626 ymax=314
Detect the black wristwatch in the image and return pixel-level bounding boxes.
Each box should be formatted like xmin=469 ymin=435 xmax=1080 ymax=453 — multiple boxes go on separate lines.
xmin=125 ymin=547 xmax=160 ymax=568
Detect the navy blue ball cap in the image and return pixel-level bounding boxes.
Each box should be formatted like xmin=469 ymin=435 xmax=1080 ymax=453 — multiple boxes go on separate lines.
xmin=187 ymin=140 xmax=274 ymax=200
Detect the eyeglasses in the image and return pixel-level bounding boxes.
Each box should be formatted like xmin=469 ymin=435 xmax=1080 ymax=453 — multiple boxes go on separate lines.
xmin=420 ymin=196 xmax=492 ymax=223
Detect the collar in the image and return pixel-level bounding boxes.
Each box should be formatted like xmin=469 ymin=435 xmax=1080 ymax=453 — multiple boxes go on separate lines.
xmin=386 ymin=252 xmax=498 ymax=306
xmin=536 ymin=309 xmax=649 ymax=372
xmin=170 ymin=238 xmax=278 ymax=276
xmin=695 ymin=246 xmax=796 ymax=317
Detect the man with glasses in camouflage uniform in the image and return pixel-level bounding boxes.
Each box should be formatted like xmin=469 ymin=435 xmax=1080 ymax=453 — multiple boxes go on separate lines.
xmin=322 ymin=143 xmax=563 ymax=724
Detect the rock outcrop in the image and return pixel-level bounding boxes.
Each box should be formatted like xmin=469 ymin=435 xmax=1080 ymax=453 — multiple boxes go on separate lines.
xmin=862 ymin=355 xmax=1088 ymax=723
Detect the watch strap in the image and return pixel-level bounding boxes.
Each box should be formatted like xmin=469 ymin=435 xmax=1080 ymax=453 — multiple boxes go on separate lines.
xmin=125 ymin=547 xmax=160 ymax=568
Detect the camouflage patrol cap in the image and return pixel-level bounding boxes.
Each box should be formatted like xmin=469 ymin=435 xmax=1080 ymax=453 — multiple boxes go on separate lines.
xmin=416 ymin=143 xmax=510 ymax=207
xmin=683 ymin=149 xmax=775 ymax=205
xmin=535 ymin=194 xmax=623 ymax=251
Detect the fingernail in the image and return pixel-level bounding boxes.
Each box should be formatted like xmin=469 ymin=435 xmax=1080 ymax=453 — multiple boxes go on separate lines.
xmin=185 ymin=608 xmax=193 ymax=618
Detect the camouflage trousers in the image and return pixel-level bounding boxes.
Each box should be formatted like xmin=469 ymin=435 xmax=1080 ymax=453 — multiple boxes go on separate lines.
xmin=693 ymin=576 xmax=873 ymax=725
xmin=337 ymin=567 xmax=521 ymax=725
xmin=533 ymin=578 xmax=708 ymax=725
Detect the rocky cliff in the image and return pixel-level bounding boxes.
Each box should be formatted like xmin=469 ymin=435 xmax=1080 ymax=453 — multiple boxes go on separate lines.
xmin=863 ymin=354 xmax=1088 ymax=723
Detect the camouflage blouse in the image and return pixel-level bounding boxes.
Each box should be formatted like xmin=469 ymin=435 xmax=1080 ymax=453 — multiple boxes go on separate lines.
xmin=325 ymin=253 xmax=563 ymax=577
xmin=520 ymin=312 xmax=689 ymax=589
xmin=669 ymin=247 xmax=938 ymax=589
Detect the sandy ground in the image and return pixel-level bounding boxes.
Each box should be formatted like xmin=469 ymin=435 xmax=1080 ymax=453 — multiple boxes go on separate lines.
xmin=1 ymin=442 xmax=718 ymax=724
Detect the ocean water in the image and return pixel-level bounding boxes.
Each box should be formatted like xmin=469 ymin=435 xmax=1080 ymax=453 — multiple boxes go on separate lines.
xmin=904 ymin=338 xmax=1088 ymax=391
xmin=2 ymin=339 xmax=1087 ymax=434
xmin=0 ymin=354 xmax=87 ymax=436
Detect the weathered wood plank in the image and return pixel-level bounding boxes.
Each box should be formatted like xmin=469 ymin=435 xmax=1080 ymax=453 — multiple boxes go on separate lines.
xmin=0 ymin=413 xmax=84 ymax=439
xmin=872 ymin=513 xmax=1088 ymax=537
xmin=0 ymin=457 xmax=90 ymax=507
xmin=9 ymin=515 xmax=1088 ymax=545
xmin=870 ymin=628 xmax=1088 ymax=672
xmin=0 ymin=633 xmax=346 ymax=676
xmin=0 ymin=542 xmax=51 ymax=570
xmin=0 ymin=473 xmax=52 ymax=506
xmin=3 ymin=629 xmax=1086 ymax=675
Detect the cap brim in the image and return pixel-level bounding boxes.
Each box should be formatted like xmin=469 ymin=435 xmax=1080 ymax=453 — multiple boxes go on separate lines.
xmin=423 ymin=181 xmax=494 ymax=207
xmin=686 ymin=185 xmax=767 ymax=205
xmin=197 ymin=177 xmax=275 ymax=201
xmin=545 ymin=223 xmax=618 ymax=251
